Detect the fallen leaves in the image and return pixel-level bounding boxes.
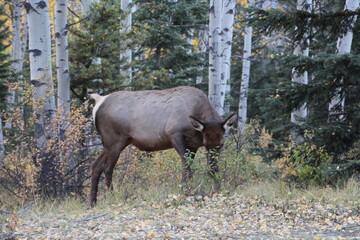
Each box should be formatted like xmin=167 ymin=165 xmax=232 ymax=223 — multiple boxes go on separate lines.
xmin=2 ymin=194 xmax=360 ymax=239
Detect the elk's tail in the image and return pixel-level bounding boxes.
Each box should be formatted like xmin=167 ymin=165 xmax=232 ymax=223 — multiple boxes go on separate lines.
xmin=90 ymin=93 xmax=102 ymax=103
xmin=90 ymin=93 xmax=107 ymax=125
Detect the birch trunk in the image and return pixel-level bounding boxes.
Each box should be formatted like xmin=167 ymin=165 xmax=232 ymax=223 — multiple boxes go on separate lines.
xmin=0 ymin=116 xmax=4 ymax=160
xmin=81 ymin=0 xmax=100 ymax=15
xmin=262 ymin=0 xmax=278 ymax=7
xmin=81 ymin=0 xmax=102 ymax=84
xmin=208 ymin=0 xmax=225 ymax=116
xmin=196 ymin=29 xmax=208 ymax=84
xmin=290 ymin=0 xmax=312 ymax=143
xmin=21 ymin=17 xmax=28 ymax=67
xmin=27 ymin=0 xmax=59 ymax=195
xmin=238 ymin=24 xmax=252 ymax=133
xmin=120 ymin=0 xmax=132 ymax=86
xmin=6 ymin=0 xmax=23 ymax=129
xmin=221 ymin=0 xmax=236 ymax=114
xmin=55 ymin=0 xmax=74 ymax=184
xmin=55 ymin=0 xmax=70 ymax=136
xmin=272 ymin=0 xmax=278 ymax=7
xmin=238 ymin=0 xmax=255 ymax=134
xmin=329 ymin=0 xmax=359 ymax=118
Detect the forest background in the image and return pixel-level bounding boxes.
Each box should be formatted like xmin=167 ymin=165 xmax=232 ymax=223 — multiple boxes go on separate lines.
xmin=0 ymin=0 xmax=360 ymax=211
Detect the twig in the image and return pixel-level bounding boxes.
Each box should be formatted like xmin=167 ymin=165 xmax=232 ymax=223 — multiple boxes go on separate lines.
xmin=64 ymin=158 xmax=90 ymax=177
xmin=67 ymin=17 xmax=89 ymax=28
xmin=68 ymin=6 xmax=80 ymax=18
xmin=75 ymin=211 xmax=112 ymax=222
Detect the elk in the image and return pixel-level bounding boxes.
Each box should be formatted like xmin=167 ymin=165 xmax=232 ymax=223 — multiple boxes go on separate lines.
xmin=89 ymin=86 xmax=236 ymax=206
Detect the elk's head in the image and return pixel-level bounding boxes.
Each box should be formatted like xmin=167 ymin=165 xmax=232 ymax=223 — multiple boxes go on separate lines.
xmin=189 ymin=113 xmax=237 ymax=151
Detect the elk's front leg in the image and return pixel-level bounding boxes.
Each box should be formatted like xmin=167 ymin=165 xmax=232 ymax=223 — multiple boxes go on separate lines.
xmin=170 ymin=134 xmax=192 ymax=183
xmin=207 ymin=150 xmax=221 ymax=191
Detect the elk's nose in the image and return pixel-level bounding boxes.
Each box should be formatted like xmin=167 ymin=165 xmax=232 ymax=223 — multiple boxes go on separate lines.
xmin=215 ymin=144 xmax=224 ymax=150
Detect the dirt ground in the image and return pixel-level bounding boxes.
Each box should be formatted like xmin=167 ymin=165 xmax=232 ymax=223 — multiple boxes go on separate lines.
xmin=2 ymin=194 xmax=360 ymax=240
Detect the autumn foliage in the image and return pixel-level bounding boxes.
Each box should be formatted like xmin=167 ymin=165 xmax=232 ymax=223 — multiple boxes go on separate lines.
xmin=0 ymin=85 xmax=92 ymax=205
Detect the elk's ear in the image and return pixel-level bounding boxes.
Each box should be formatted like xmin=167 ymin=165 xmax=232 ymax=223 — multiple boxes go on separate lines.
xmin=189 ymin=116 xmax=205 ymax=132
xmin=222 ymin=113 xmax=237 ymax=130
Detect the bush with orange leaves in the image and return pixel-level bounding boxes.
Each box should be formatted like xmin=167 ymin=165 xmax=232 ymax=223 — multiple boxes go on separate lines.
xmin=0 ymin=87 xmax=95 ymax=205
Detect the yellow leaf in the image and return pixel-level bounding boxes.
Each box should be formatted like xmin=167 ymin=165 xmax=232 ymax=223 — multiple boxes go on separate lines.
xmin=148 ymin=232 xmax=156 ymax=238
xmin=260 ymin=224 xmax=267 ymax=229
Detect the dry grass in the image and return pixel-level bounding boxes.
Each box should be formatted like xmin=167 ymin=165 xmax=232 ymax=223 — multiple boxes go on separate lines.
xmin=1 ymin=177 xmax=359 ymax=240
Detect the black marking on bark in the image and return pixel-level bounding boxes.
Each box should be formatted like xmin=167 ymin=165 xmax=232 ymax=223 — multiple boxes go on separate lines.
xmin=209 ymin=5 xmax=214 ymax=14
xmin=226 ymin=9 xmax=233 ymax=15
xmin=37 ymin=67 xmax=45 ymax=71
xmin=57 ymin=10 xmax=62 ymax=13
xmin=44 ymin=109 xmax=55 ymax=124
xmin=62 ymin=30 xmax=68 ymax=36
xmin=63 ymin=70 xmax=69 ymax=74
xmin=34 ymin=123 xmax=44 ymax=138
xmin=36 ymin=1 xmax=47 ymax=9
xmin=24 ymin=2 xmax=40 ymax=14
xmin=31 ymin=80 xmax=42 ymax=86
xmin=55 ymin=32 xmax=61 ymax=38
xmin=29 ymin=49 xmax=42 ymax=57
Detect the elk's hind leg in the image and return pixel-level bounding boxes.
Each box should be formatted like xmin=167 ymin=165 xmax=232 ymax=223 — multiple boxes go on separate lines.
xmin=90 ymin=148 xmax=107 ymax=207
xmin=104 ymin=141 xmax=129 ymax=191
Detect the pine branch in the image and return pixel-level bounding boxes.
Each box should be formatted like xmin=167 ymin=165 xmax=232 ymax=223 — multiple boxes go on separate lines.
xmin=243 ymin=7 xmax=360 ymax=41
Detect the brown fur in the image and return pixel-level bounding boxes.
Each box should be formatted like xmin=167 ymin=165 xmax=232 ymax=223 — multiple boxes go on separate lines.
xmin=89 ymin=86 xmax=236 ymax=206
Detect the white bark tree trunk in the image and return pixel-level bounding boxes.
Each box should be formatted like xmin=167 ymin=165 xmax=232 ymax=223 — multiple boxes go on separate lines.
xmin=221 ymin=0 xmax=236 ymax=114
xmin=120 ymin=0 xmax=132 ymax=86
xmin=262 ymin=0 xmax=278 ymax=7
xmin=21 ymin=17 xmax=29 ymax=67
xmin=329 ymin=0 xmax=359 ymax=118
xmin=27 ymin=0 xmax=56 ymax=149
xmin=208 ymin=0 xmax=225 ymax=116
xmin=56 ymin=0 xmax=74 ymax=180
xmin=81 ymin=0 xmax=100 ymax=15
xmin=196 ymin=29 xmax=208 ymax=84
xmin=0 ymin=116 xmax=4 ymax=160
xmin=6 ymin=0 xmax=23 ymax=129
xmin=238 ymin=0 xmax=254 ymax=133
xmin=55 ymin=0 xmax=70 ymax=135
xmin=290 ymin=0 xmax=312 ymax=143
xmin=27 ymin=0 xmax=59 ymax=195
xmin=238 ymin=25 xmax=252 ymax=133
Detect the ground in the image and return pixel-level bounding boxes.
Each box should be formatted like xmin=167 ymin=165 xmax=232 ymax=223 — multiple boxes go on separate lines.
xmin=2 ymin=193 xmax=360 ymax=240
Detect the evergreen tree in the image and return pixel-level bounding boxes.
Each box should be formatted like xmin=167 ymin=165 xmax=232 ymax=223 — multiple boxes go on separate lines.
xmin=240 ymin=0 xmax=360 ymax=160
xmin=0 ymin=5 xmax=11 ymax=159
xmin=132 ymin=0 xmax=208 ymax=90
xmin=0 ymin=6 xmax=10 ymax=105
xmin=69 ymin=0 xmax=126 ymax=100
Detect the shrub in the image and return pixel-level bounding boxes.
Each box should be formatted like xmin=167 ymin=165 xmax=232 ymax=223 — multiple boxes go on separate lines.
xmin=0 ymin=90 xmax=93 ymax=204
xmin=275 ymin=143 xmax=332 ymax=186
